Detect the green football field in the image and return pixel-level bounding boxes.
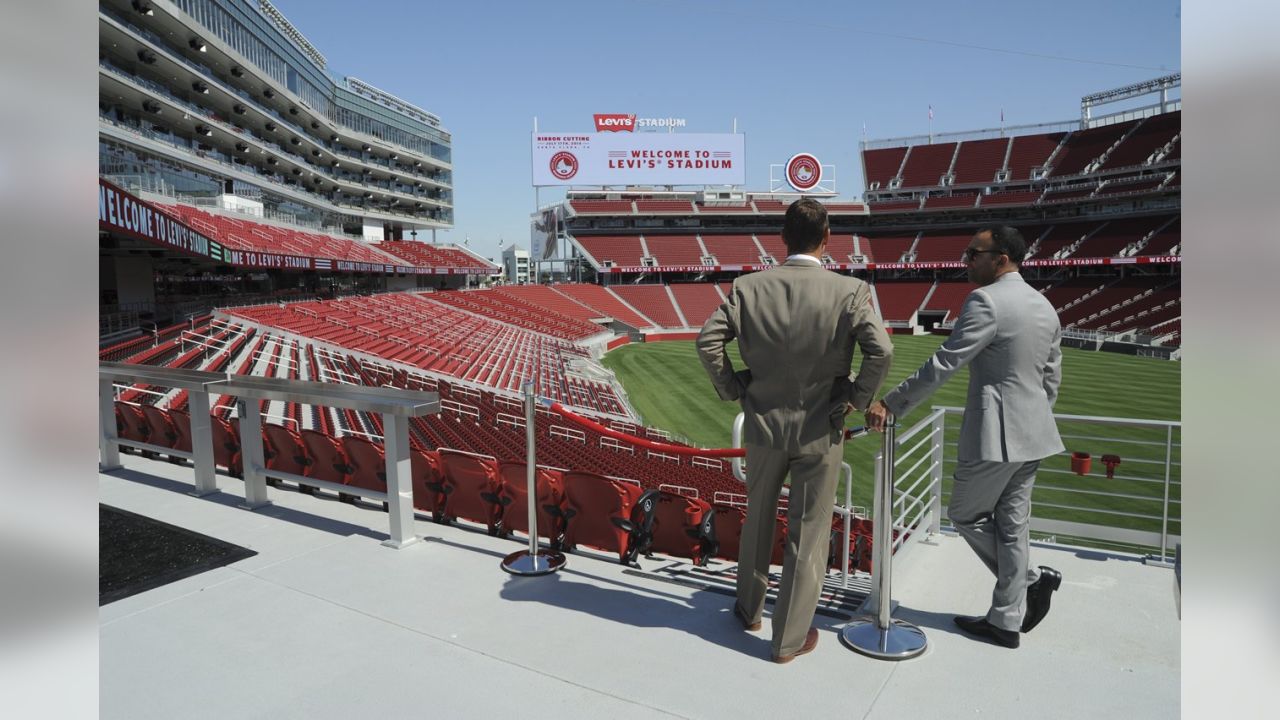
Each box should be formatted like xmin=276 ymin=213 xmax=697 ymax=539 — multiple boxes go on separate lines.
xmin=602 ymin=336 xmax=1181 ymax=550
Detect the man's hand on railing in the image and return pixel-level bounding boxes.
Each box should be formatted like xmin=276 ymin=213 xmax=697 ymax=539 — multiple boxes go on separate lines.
xmin=864 ymin=399 xmax=891 ymax=433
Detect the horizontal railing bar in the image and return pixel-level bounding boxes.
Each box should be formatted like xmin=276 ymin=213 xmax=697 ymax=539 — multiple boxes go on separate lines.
xmin=1057 ymin=432 xmax=1181 ymax=448
xmin=894 ymin=463 xmax=939 ymax=505
xmin=1028 ymin=501 xmax=1171 ymax=522
xmin=896 ymin=409 xmax=946 ymax=444
xmin=1034 ymin=483 xmax=1183 ymax=505
xmin=895 ymin=428 xmax=939 ymax=466
xmin=256 ymin=466 xmax=388 ymax=504
xmin=895 ymin=451 xmax=932 ymax=483
xmin=936 ymin=406 xmax=1179 ymax=429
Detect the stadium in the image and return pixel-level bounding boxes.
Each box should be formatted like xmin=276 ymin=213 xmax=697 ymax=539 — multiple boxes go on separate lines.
xmin=98 ymin=1 xmax=1180 ymax=717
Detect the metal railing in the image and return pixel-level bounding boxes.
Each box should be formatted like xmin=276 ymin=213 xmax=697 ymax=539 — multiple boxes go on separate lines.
xmin=99 ymin=362 xmax=439 ymax=548
xmin=893 ymin=406 xmax=1181 ymax=565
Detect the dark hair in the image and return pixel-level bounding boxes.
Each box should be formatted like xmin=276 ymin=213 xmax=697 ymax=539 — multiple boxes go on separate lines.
xmin=782 ymin=198 xmax=829 ymax=255
xmin=976 ymin=225 xmax=1027 ymax=265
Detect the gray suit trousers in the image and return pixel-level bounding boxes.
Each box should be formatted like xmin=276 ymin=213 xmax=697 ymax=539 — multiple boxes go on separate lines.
xmin=737 ymin=442 xmax=842 ymax=656
xmin=948 ymin=459 xmax=1046 ymax=631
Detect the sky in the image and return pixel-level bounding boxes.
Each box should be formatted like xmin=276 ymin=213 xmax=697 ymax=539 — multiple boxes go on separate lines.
xmin=268 ymin=0 xmax=1181 ymax=261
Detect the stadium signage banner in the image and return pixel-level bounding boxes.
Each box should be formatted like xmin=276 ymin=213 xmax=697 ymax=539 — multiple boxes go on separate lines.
xmin=100 ymin=179 xmax=489 ymax=275
xmin=604 ymin=255 xmax=1182 ymax=273
xmin=592 ymin=114 xmax=687 ymax=132
xmin=532 ymin=133 xmax=745 ymax=186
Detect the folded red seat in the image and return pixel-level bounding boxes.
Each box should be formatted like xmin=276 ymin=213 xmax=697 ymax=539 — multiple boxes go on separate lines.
xmin=437 ymin=449 xmax=503 ymax=535
xmin=646 ymin=491 xmax=717 ymax=565
xmin=561 ymin=471 xmax=659 ymax=565
xmin=299 ymin=429 xmax=352 ymax=498
xmin=495 ymin=460 xmax=566 ymax=544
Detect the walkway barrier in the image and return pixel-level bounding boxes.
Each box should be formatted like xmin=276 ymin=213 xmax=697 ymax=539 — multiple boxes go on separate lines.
xmin=912 ymin=407 xmax=1180 ymax=565
xmin=99 ymin=361 xmax=439 ymax=549
xmin=840 ymin=414 xmax=929 ymax=660
xmin=500 ymin=381 xmax=567 ymax=576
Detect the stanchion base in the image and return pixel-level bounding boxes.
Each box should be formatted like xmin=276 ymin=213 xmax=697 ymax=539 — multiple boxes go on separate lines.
xmin=839 ymin=617 xmax=928 ymax=661
xmin=501 ymin=550 xmax=566 ymax=576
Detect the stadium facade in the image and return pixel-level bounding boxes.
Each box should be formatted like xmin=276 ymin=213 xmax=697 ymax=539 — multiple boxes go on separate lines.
xmin=99 ymin=0 xmax=492 ymax=334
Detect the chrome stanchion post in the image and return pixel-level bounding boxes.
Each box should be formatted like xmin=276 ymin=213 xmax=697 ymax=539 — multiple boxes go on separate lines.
xmin=501 ymin=380 xmax=566 ymax=575
xmin=840 ymin=414 xmax=928 ymax=661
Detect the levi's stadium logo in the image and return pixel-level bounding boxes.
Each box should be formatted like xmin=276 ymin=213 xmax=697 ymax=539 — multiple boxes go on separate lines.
xmin=786 ymin=153 xmax=822 ymax=191
xmin=550 ymin=151 xmax=579 ymax=180
xmin=594 ymin=114 xmax=636 ymax=132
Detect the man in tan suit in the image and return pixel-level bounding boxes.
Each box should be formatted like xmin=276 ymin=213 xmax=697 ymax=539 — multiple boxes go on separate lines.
xmin=698 ymin=198 xmax=893 ymax=663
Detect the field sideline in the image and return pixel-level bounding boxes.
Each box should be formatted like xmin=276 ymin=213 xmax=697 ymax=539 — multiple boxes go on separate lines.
xmin=602 ymin=336 xmax=1181 ymax=546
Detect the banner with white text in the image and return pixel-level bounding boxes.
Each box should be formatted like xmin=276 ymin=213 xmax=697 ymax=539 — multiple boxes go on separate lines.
xmin=532 ymin=132 xmax=745 ymax=186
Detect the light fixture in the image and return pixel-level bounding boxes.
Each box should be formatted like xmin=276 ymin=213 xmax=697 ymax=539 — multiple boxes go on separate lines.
xmin=232 ymin=103 xmax=246 ymax=115
xmin=390 ymin=153 xmax=398 ymax=160
xmin=230 ymin=66 xmax=244 ymax=77
xmin=189 ymin=37 xmax=206 ymax=52
xmin=414 ymin=160 xmax=421 ymax=167
xmin=136 ymin=49 xmax=157 ymax=64
xmin=310 ymin=121 xmax=319 ymax=129
xmin=361 ymin=144 xmax=371 ymax=152
xmin=264 ymin=121 xmax=276 ymax=131
xmin=291 ymin=168 xmax=302 ymax=176
xmin=311 ymin=149 xmax=321 ymax=157
xmin=330 ymin=134 xmax=339 ymax=142
xmin=363 ymin=192 xmax=373 ymax=199
xmin=289 ymin=107 xmax=298 ymax=115
xmin=331 ymin=160 xmax=340 ymax=167
xmin=263 ymin=88 xmax=275 ymax=98
xmin=191 ymin=81 xmax=208 ymax=94
xmin=235 ymin=142 xmax=249 ymax=153
xmin=131 ymin=1 xmax=154 ymax=16
xmin=290 ymin=136 xmax=301 ymax=146
xmin=194 ymin=124 xmax=212 ymax=137
xmin=142 ymin=100 xmax=162 ymax=114
xmin=266 ymin=157 xmax=277 ymax=165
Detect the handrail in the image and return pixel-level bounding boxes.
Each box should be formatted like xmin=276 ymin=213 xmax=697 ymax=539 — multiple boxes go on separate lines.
xmin=99 ymin=362 xmax=438 ymax=549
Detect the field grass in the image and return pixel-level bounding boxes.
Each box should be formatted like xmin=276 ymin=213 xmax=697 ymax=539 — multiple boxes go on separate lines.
xmin=602 ymin=336 xmax=1181 ymax=550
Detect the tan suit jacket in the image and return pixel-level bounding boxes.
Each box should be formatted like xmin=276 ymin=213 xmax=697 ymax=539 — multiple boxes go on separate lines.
xmin=698 ymin=260 xmax=894 ymax=455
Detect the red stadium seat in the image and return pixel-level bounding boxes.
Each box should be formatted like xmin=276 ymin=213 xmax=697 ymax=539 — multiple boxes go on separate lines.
xmin=166 ymin=410 xmax=194 ymax=455
xmin=410 ymin=448 xmax=447 ymax=519
xmin=299 ymin=429 xmax=352 ymax=497
xmin=211 ymin=415 xmax=242 ymax=477
xmin=495 ymin=461 xmax=566 ymax=543
xmin=263 ymin=424 xmax=310 ymax=490
xmin=437 ymin=449 xmax=503 ymax=534
xmin=646 ymin=491 xmax=716 ymax=565
xmin=115 ymin=402 xmax=153 ymax=456
xmin=342 ymin=435 xmax=389 ymax=510
xmin=711 ymin=503 xmax=746 ymax=563
xmin=561 ymin=471 xmax=659 ymax=565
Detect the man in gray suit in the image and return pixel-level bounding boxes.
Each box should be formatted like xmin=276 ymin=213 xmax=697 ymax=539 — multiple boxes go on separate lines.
xmin=865 ymin=225 xmax=1064 ymax=649
xmin=698 ymin=198 xmax=893 ymax=663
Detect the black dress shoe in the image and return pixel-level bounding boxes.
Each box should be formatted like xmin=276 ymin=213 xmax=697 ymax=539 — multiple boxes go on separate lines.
xmin=1022 ymin=565 xmax=1062 ymax=633
xmin=953 ymin=615 xmax=1020 ymax=648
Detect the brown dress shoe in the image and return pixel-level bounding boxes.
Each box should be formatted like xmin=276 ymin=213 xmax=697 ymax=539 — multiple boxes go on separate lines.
xmin=772 ymin=628 xmax=819 ymax=664
xmin=734 ymin=603 xmax=762 ymax=632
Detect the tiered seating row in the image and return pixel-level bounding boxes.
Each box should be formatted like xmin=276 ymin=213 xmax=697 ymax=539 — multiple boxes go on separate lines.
xmin=375 ymin=240 xmax=497 ymax=271
xmin=224 ymin=294 xmax=625 ymax=416
xmin=158 ymin=203 xmax=402 ymax=266
xmin=420 ymin=289 xmax=603 ymax=341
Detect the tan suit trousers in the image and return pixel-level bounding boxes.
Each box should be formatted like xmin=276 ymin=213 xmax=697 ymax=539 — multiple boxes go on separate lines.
xmin=737 ymin=441 xmax=843 ymax=656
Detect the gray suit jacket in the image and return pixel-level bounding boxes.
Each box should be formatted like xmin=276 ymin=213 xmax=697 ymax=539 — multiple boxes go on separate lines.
xmin=698 ymin=260 xmax=893 ymax=455
xmin=883 ymin=272 xmax=1064 ymax=462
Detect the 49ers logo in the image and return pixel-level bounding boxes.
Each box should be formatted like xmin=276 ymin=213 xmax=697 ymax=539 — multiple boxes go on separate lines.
xmin=785 ymin=153 xmax=822 ymax=191
xmin=550 ymin=151 xmax=578 ymax=180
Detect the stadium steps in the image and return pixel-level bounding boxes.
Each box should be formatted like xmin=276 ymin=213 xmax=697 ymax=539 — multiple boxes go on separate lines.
xmin=663 ymin=285 xmax=689 ymax=327
xmin=600 ymin=287 xmax=659 ymax=329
